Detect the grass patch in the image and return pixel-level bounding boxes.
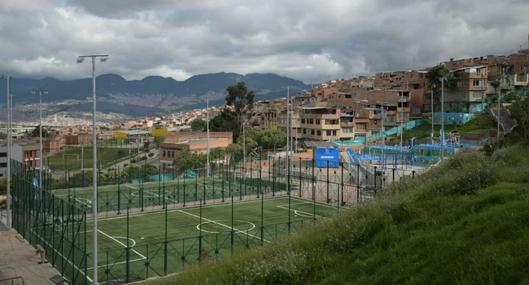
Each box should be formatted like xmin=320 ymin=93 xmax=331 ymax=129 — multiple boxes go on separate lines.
xmin=393 ymin=113 xmax=496 ymax=142
xmin=46 ymin=146 xmax=138 ymax=171
xmin=141 ymin=144 xmax=529 ymax=285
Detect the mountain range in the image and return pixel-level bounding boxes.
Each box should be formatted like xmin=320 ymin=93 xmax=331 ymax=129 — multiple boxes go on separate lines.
xmin=0 ymin=72 xmax=310 ymax=119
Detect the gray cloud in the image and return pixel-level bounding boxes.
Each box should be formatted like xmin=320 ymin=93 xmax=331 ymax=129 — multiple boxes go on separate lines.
xmin=0 ymin=0 xmax=528 ymax=83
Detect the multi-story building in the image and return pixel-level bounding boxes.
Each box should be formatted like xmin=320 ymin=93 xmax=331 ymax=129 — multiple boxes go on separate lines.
xmin=159 ymin=132 xmax=233 ymax=164
xmin=299 ymin=106 xmax=341 ymax=141
xmin=444 ymin=65 xmax=488 ymax=112
xmin=0 ymin=143 xmax=7 ymax=177
xmin=42 ymin=135 xmax=64 ymax=155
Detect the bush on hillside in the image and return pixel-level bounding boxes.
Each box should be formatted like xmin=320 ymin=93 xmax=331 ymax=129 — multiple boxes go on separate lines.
xmin=431 ymin=153 xmax=497 ymax=195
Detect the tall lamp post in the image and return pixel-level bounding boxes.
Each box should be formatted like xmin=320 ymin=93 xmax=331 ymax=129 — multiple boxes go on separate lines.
xmin=206 ymin=95 xmax=210 ymax=177
xmin=440 ymin=77 xmax=445 ymax=161
xmin=2 ymin=75 xmax=12 ymax=228
xmin=77 ymin=54 xmax=108 ymax=285
xmin=31 ymin=90 xmax=48 ymax=195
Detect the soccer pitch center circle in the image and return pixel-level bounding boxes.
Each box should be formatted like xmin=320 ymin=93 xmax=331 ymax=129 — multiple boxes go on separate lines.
xmin=196 ymin=220 xmax=256 ymax=234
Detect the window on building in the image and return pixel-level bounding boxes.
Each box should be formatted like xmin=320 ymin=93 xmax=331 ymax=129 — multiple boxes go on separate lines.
xmin=311 ymin=129 xmax=315 ymax=135
xmin=332 ymin=130 xmax=337 ymax=136
xmin=0 ymin=152 xmax=6 ymax=157
xmin=326 ymin=130 xmax=332 ymax=136
xmin=301 ymin=119 xmax=305 ymax=124
xmin=316 ymin=119 xmax=320 ymax=124
xmin=303 ymin=129 xmax=306 ymax=134
xmin=473 ymin=79 xmax=481 ymax=86
xmin=0 ymin=163 xmax=6 ymax=167
xmin=163 ymin=150 xmax=166 ymax=157
xmin=317 ymin=130 xmax=321 ymax=136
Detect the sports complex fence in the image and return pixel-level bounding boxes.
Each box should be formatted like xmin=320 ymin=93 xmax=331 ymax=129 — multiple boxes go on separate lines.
xmin=9 ymin=154 xmax=418 ymax=284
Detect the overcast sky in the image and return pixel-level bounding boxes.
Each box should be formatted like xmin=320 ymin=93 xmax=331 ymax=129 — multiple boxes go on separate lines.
xmin=1 ymin=0 xmax=528 ymax=83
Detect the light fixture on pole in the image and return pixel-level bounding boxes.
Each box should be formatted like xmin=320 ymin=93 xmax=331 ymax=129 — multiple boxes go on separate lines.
xmin=2 ymin=75 xmax=12 ymax=228
xmin=77 ymin=54 xmax=108 ymax=285
xmin=31 ymin=90 xmax=48 ymax=197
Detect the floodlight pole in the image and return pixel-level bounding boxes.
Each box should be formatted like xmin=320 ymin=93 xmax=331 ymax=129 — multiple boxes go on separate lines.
xmin=440 ymin=78 xmax=445 ymax=161
xmin=77 ymin=54 xmax=108 ymax=285
xmin=206 ymin=95 xmax=210 ymax=177
xmin=431 ymin=88 xmax=434 ymax=144
xmin=3 ymin=75 xmax=12 ymax=228
xmin=32 ymin=90 xmax=47 ymax=195
xmin=497 ymin=70 xmax=504 ymax=141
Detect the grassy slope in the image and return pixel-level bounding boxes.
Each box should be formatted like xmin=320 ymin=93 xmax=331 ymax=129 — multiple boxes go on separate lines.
xmin=142 ymin=144 xmax=529 ymax=285
xmin=391 ymin=113 xmax=496 ymax=142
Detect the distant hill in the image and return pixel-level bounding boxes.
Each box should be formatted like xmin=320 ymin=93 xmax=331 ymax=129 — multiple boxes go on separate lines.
xmin=1 ymin=72 xmax=310 ymax=118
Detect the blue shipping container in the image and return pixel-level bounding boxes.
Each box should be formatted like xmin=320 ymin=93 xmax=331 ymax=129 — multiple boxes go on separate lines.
xmin=315 ymin=147 xmax=340 ymax=168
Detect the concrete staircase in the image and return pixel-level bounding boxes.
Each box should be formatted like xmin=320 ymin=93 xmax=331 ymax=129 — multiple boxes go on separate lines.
xmin=489 ymin=104 xmax=516 ymax=134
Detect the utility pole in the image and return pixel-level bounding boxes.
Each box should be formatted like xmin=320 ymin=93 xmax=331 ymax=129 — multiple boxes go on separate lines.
xmin=2 ymin=75 xmax=12 ymax=228
xmin=77 ymin=54 xmax=108 ymax=285
xmin=31 ymin=90 xmax=48 ymax=198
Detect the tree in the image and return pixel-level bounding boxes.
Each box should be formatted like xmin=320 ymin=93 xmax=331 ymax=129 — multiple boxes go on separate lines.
xmin=226 ymin=82 xmax=255 ymax=139
xmin=426 ymin=64 xmax=456 ymax=111
xmin=226 ymin=143 xmax=243 ymax=162
xmin=250 ymin=128 xmax=287 ymax=149
xmin=209 ymin=82 xmax=255 ymax=141
xmin=210 ymin=147 xmax=226 ymax=161
xmin=174 ymin=151 xmax=207 ymax=171
xmin=190 ymin=119 xmax=207 ymax=131
xmin=152 ymin=127 xmax=168 ymax=140
xmin=210 ymin=110 xmax=238 ymax=133
xmin=509 ymin=96 xmax=529 ymax=141
xmin=31 ymin=125 xmax=49 ymax=138
xmin=115 ymin=131 xmax=129 ymax=141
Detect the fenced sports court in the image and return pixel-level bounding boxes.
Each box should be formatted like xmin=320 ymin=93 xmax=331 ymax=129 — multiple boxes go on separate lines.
xmin=9 ymin=154 xmax=414 ymax=284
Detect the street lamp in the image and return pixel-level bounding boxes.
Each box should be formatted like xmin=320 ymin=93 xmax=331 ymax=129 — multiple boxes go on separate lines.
xmin=2 ymin=75 xmax=12 ymax=228
xmin=77 ymin=54 xmax=108 ymax=285
xmin=31 ymin=90 xmax=48 ymax=196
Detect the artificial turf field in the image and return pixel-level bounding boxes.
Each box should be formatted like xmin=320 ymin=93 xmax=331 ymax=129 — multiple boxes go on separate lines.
xmin=45 ymin=177 xmax=340 ymax=284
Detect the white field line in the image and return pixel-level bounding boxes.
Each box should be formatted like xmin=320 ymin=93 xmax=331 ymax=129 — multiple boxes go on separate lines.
xmin=276 ymin=204 xmax=321 ymax=218
xmin=74 ymin=197 xmax=92 ymax=208
xmin=97 ymin=229 xmax=146 ymax=259
xmin=177 ymin=210 xmax=271 ymax=243
xmin=290 ymin=196 xmax=339 ymax=209
xmin=124 ymin=184 xmax=138 ymax=190
xmin=94 ymin=196 xmax=292 ymax=222
xmin=129 ymin=188 xmax=178 ymax=204
xmin=30 ymin=229 xmax=93 ymax=283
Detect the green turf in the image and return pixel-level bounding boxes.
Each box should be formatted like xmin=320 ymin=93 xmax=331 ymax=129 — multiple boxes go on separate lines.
xmin=51 ymin=176 xmax=295 ymax=214
xmin=390 ymin=113 xmax=496 ymax=142
xmin=38 ymin=196 xmax=338 ymax=284
xmin=46 ymin=146 xmax=138 ymax=171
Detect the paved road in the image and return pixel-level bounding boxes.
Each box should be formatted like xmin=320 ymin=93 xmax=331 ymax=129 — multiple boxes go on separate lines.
xmin=0 ymin=224 xmax=61 ymax=284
